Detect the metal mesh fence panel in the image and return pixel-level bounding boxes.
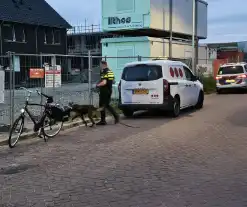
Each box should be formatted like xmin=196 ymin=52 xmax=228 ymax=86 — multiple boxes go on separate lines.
xmin=0 ymin=55 xmax=11 ymax=132
xmin=95 ymin=56 xmax=140 ymax=106
xmin=50 ymin=54 xmax=92 ymax=107
xmin=2 ymin=53 xmax=209 ymax=132
xmin=9 ymin=54 xmax=51 ymax=131
xmin=5 ymin=53 xmax=94 ymax=132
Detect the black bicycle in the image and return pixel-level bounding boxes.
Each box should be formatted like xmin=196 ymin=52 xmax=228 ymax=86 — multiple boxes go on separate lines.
xmin=8 ymin=87 xmax=64 ymax=148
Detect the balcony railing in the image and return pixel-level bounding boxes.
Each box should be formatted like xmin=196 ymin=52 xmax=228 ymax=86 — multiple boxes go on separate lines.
xmin=68 ymin=44 xmax=101 ymax=54
xmin=68 ymin=25 xmax=101 ymax=35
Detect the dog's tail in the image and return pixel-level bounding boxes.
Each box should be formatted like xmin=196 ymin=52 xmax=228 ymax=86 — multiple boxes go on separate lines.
xmin=96 ymin=107 xmax=105 ymax=112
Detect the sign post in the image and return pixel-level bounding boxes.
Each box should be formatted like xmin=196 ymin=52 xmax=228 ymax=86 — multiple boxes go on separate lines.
xmin=29 ymin=67 xmax=45 ymax=113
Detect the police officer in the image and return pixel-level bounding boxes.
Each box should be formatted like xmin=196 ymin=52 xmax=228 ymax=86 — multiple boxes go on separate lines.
xmin=96 ymin=60 xmax=119 ymax=125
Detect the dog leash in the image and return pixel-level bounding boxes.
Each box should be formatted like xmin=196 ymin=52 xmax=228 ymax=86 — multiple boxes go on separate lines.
xmin=91 ymin=88 xmax=140 ymax=128
xmin=118 ymin=121 xmax=140 ymax=128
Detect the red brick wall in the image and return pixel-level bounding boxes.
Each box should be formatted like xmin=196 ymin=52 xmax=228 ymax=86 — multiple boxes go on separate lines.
xmin=217 ymin=51 xmax=244 ymax=62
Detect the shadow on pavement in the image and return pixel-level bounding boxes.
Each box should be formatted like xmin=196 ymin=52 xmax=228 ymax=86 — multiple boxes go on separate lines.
xmin=0 ymin=107 xmax=199 ymax=153
xmin=227 ymin=107 xmax=247 ymax=127
xmin=218 ymin=89 xmax=247 ymax=95
xmin=125 ymin=107 xmax=197 ymax=120
xmin=84 ymin=107 xmax=198 ymax=145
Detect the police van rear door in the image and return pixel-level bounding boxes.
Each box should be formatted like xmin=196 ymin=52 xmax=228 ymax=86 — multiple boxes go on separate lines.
xmin=120 ymin=63 xmax=164 ymax=104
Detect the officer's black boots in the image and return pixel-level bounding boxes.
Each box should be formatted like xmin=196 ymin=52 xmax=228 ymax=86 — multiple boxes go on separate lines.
xmin=96 ymin=107 xmax=119 ymax=125
xmin=96 ymin=121 xmax=107 ymax=125
xmin=97 ymin=110 xmax=107 ymax=125
xmin=115 ymin=117 xmax=119 ymax=124
xmin=107 ymin=105 xmax=119 ymax=124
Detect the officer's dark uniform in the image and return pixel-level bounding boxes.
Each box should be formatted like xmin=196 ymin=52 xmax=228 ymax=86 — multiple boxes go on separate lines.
xmin=98 ymin=67 xmax=119 ymax=124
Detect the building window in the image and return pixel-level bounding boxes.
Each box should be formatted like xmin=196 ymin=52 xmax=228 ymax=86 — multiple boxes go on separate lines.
xmin=53 ymin=30 xmax=61 ymax=44
xmin=22 ymin=29 xmax=26 ymax=42
xmin=12 ymin=26 xmax=16 ymax=41
xmin=3 ymin=24 xmax=15 ymax=42
xmin=44 ymin=28 xmax=61 ymax=45
xmin=14 ymin=25 xmax=26 ymax=43
xmin=44 ymin=29 xmax=48 ymax=44
xmin=44 ymin=28 xmax=53 ymax=44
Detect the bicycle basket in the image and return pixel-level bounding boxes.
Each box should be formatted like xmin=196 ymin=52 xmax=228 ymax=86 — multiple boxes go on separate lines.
xmin=49 ymin=105 xmax=64 ymax=121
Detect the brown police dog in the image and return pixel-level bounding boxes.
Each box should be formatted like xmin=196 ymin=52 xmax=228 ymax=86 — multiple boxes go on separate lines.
xmin=68 ymin=102 xmax=104 ymax=127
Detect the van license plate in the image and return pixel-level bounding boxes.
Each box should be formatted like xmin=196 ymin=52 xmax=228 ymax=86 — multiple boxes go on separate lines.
xmin=225 ymin=80 xmax=235 ymax=83
xmin=133 ymin=89 xmax=149 ymax=94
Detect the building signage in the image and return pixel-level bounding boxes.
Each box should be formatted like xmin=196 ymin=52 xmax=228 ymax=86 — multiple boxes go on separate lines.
xmin=13 ymin=55 xmax=20 ymax=72
xmin=108 ymin=17 xmax=131 ymax=25
xmin=45 ymin=65 xmax=61 ymax=88
xmin=29 ymin=68 xmax=44 ymax=79
xmin=103 ymin=14 xmax=143 ymax=31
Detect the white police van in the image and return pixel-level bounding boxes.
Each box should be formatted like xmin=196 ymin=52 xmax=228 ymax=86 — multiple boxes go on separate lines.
xmin=118 ymin=59 xmax=204 ymax=117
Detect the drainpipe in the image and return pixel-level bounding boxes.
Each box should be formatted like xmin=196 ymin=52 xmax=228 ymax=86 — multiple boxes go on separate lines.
xmin=169 ymin=0 xmax=173 ymax=58
xmin=162 ymin=0 xmax=165 ymax=56
xmin=65 ymin=28 xmax=69 ymax=80
xmin=34 ymin=25 xmax=39 ymax=90
xmin=195 ymin=0 xmax=198 ymax=71
xmin=65 ymin=28 xmax=68 ymax=55
xmin=35 ymin=25 xmax=39 ymax=54
xmin=0 ymin=21 xmax=4 ymax=56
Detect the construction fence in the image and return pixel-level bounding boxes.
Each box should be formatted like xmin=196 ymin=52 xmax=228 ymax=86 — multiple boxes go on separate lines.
xmin=0 ymin=53 xmax=216 ymax=132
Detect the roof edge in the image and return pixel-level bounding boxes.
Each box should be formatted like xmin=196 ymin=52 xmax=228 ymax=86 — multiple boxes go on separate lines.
xmin=0 ymin=19 xmax=71 ymax=29
xmin=197 ymin=0 xmax=208 ymax=6
xmin=43 ymin=0 xmax=72 ymax=28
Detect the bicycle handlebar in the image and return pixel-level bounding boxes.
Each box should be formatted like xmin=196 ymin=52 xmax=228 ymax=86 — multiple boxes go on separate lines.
xmin=36 ymin=90 xmax=52 ymax=99
xmin=20 ymin=87 xmax=52 ymax=100
xmin=19 ymin=87 xmax=32 ymax=94
xmin=36 ymin=90 xmax=41 ymax=96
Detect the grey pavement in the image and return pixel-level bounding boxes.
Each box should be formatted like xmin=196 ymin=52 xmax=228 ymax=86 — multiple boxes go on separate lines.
xmin=1 ymin=93 xmax=247 ymax=206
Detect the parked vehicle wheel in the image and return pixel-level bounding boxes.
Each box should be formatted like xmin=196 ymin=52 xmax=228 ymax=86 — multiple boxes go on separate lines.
xmin=8 ymin=116 xmax=24 ymax=148
xmin=195 ymin=91 xmax=204 ymax=109
xmin=122 ymin=109 xmax=134 ymax=118
xmin=216 ymin=88 xmax=222 ymax=94
xmin=170 ymin=96 xmax=180 ymax=117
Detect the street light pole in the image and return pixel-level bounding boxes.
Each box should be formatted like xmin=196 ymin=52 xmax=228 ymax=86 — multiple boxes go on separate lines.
xmin=192 ymin=0 xmax=196 ymax=74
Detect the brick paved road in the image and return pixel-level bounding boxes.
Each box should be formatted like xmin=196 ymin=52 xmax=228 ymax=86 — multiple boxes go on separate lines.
xmin=1 ymin=93 xmax=247 ymax=207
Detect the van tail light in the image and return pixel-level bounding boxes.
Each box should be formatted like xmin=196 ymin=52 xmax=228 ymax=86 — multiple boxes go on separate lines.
xmin=118 ymin=81 xmax=121 ymax=91
xmin=163 ymin=79 xmax=170 ymax=96
xmin=216 ymin=76 xmax=222 ymax=80
xmin=237 ymin=74 xmax=247 ymax=79
xmin=118 ymin=81 xmax=121 ymax=103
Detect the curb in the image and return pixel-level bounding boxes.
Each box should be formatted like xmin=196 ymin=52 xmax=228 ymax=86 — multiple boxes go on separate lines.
xmin=205 ymin=93 xmax=216 ymax=96
xmin=0 ymin=117 xmax=102 ymax=146
xmin=0 ymin=93 xmax=215 ymax=147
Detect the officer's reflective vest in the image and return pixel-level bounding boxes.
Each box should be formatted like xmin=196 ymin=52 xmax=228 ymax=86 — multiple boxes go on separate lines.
xmin=101 ymin=69 xmax=115 ymax=82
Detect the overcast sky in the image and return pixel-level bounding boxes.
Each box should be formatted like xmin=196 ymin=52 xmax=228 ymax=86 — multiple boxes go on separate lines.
xmin=46 ymin=0 xmax=247 ymax=43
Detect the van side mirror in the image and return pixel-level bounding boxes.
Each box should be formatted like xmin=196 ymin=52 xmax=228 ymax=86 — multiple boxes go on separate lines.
xmin=191 ymin=75 xmax=198 ymax=81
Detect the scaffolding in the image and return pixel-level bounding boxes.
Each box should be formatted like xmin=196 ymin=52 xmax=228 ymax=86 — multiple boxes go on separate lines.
xmin=67 ymin=24 xmax=101 ymax=35
xmin=67 ymin=21 xmax=121 ymax=55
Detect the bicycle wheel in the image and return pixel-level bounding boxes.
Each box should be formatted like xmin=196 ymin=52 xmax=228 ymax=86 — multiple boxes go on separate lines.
xmin=8 ymin=116 xmax=24 ymax=148
xmin=42 ymin=114 xmax=63 ymax=138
